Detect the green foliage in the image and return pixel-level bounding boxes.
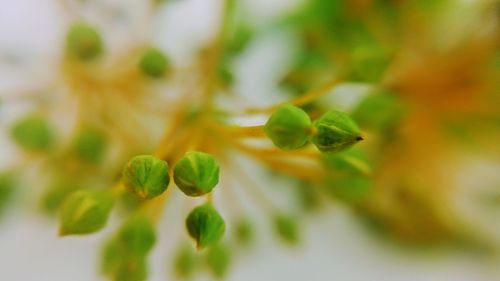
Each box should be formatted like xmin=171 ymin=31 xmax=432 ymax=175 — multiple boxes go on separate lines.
xmin=311 ymin=110 xmax=362 ymax=153
xmin=59 ymin=190 xmax=114 ymax=235
xmin=186 ymin=203 xmax=225 ymax=249
xmin=72 ymin=126 xmax=108 ymax=164
xmin=66 ymin=23 xmax=103 ymax=61
xmin=139 ymin=48 xmax=170 ymax=78
xmin=10 ymin=115 xmax=55 ymax=152
xmin=273 ymin=214 xmax=300 ymax=245
xmin=122 ymin=155 xmax=170 ymax=200
xmin=348 ymin=45 xmax=392 ymax=83
xmin=174 ymin=151 xmax=220 ymax=197
xmin=352 ymin=90 xmax=405 ymax=132
xmin=206 ymin=243 xmax=232 ymax=279
xmin=264 ymin=104 xmax=312 ymax=150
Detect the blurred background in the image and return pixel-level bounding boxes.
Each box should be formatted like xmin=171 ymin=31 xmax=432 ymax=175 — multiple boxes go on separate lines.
xmin=0 ymin=0 xmax=499 ymax=280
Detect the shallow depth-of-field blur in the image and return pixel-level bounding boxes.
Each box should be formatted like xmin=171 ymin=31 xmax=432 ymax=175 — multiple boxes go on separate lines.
xmin=0 ymin=0 xmax=499 ymax=281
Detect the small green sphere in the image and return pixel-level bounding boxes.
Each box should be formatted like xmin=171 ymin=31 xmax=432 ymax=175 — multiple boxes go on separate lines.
xmin=311 ymin=110 xmax=362 ymax=153
xmin=59 ymin=190 xmax=114 ymax=235
xmin=274 ymin=214 xmax=300 ymax=245
xmin=72 ymin=126 xmax=107 ymax=164
xmin=10 ymin=115 xmax=55 ymax=152
xmin=117 ymin=215 xmax=156 ymax=258
xmin=264 ymin=104 xmax=312 ymax=150
xmin=139 ymin=48 xmax=170 ymax=78
xmin=122 ymin=155 xmax=170 ymax=200
xmin=206 ymin=243 xmax=232 ymax=278
xmin=185 ymin=203 xmax=225 ymax=249
xmin=173 ymin=151 xmax=219 ymax=197
xmin=66 ymin=23 xmax=103 ymax=61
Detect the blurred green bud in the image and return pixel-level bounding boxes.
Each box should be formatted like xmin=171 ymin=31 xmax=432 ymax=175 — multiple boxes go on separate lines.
xmin=326 ymin=176 xmax=372 ymax=204
xmin=117 ymin=215 xmax=156 ymax=258
xmin=59 ymin=190 xmax=114 ymax=235
xmin=66 ymin=23 xmax=103 ymax=61
xmin=218 ymin=64 xmax=234 ymax=87
xmin=311 ymin=110 xmax=362 ymax=153
xmin=114 ymin=259 xmax=148 ymax=281
xmin=351 ymin=90 xmax=405 ymax=132
xmin=186 ymin=203 xmax=225 ymax=249
xmin=10 ymin=115 xmax=55 ymax=152
xmin=234 ymin=218 xmax=254 ymax=247
xmin=41 ymin=181 xmax=77 ymax=214
xmin=173 ymin=244 xmax=198 ymax=279
xmin=139 ymin=48 xmax=170 ymax=78
xmin=274 ymin=214 xmax=299 ymax=245
xmin=122 ymin=155 xmax=170 ymax=200
xmin=72 ymin=126 xmax=108 ymax=164
xmin=349 ymin=45 xmax=391 ymax=83
xmin=295 ymin=181 xmax=321 ymax=212
xmin=264 ymin=104 xmax=312 ymax=150
xmin=0 ymin=172 xmax=16 ymax=218
xmin=174 ymin=151 xmax=219 ymax=197
xmin=206 ymin=243 xmax=232 ymax=279
xmin=101 ymin=238 xmax=122 ymax=276
xmin=321 ymin=148 xmax=371 ymax=176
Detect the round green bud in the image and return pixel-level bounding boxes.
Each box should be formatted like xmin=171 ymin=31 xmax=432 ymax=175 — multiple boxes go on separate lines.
xmin=59 ymin=190 xmax=114 ymax=235
xmin=117 ymin=215 xmax=156 ymax=258
xmin=351 ymin=90 xmax=405 ymax=132
xmin=206 ymin=243 xmax=232 ymax=278
xmin=114 ymin=259 xmax=147 ymax=281
xmin=234 ymin=218 xmax=254 ymax=247
xmin=10 ymin=115 xmax=55 ymax=152
xmin=173 ymin=151 xmax=219 ymax=197
xmin=311 ymin=110 xmax=363 ymax=153
xmin=326 ymin=176 xmax=372 ymax=204
xmin=185 ymin=203 xmax=225 ymax=249
xmin=139 ymin=48 xmax=170 ymax=78
xmin=264 ymin=104 xmax=312 ymax=150
xmin=72 ymin=126 xmax=108 ymax=164
xmin=101 ymin=238 xmax=121 ymax=276
xmin=274 ymin=214 xmax=300 ymax=245
xmin=173 ymin=244 xmax=198 ymax=279
xmin=122 ymin=155 xmax=170 ymax=200
xmin=66 ymin=23 xmax=103 ymax=61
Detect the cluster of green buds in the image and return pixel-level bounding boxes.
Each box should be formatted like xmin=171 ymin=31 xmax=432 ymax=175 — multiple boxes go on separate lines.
xmin=265 ymin=104 xmax=363 ymax=153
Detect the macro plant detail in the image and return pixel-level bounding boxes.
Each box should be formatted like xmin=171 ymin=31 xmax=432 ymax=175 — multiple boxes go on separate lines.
xmin=0 ymin=0 xmax=499 ymax=280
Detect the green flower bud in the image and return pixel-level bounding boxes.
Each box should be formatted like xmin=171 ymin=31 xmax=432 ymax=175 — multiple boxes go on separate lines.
xmin=351 ymin=90 xmax=405 ymax=132
xmin=139 ymin=48 xmax=170 ymax=78
xmin=114 ymin=258 xmax=148 ymax=281
xmin=101 ymin=238 xmax=121 ymax=276
xmin=173 ymin=244 xmax=198 ymax=279
xmin=206 ymin=243 xmax=232 ymax=278
xmin=274 ymin=214 xmax=299 ymax=245
xmin=295 ymin=181 xmax=321 ymax=212
xmin=349 ymin=45 xmax=391 ymax=83
xmin=72 ymin=126 xmax=108 ymax=164
xmin=174 ymin=151 xmax=219 ymax=197
xmin=59 ymin=190 xmax=114 ymax=235
xmin=66 ymin=23 xmax=103 ymax=61
xmin=117 ymin=215 xmax=156 ymax=258
xmin=322 ymin=148 xmax=371 ymax=176
xmin=264 ymin=104 xmax=312 ymax=150
xmin=234 ymin=218 xmax=254 ymax=247
xmin=122 ymin=155 xmax=170 ymax=200
xmin=185 ymin=203 xmax=225 ymax=249
xmin=41 ymin=181 xmax=77 ymax=214
xmin=10 ymin=115 xmax=55 ymax=152
xmin=326 ymin=176 xmax=372 ymax=204
xmin=0 ymin=172 xmax=16 ymax=218
xmin=311 ymin=110 xmax=362 ymax=153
